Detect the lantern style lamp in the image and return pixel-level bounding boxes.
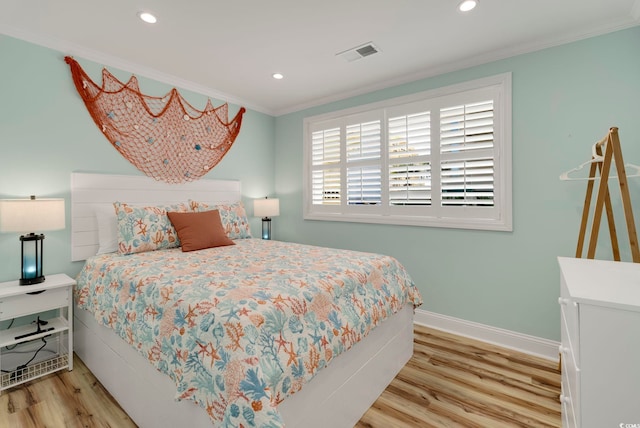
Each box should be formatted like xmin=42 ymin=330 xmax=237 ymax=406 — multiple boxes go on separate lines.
xmin=0 ymin=196 xmax=65 ymax=285
xmin=253 ymin=197 xmax=280 ymax=240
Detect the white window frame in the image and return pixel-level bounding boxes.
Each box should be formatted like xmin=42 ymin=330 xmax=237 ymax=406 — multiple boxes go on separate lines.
xmin=303 ymin=73 xmax=512 ymax=231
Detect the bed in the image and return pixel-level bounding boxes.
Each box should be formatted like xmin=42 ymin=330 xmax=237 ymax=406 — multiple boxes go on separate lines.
xmin=71 ymin=172 xmax=422 ymax=427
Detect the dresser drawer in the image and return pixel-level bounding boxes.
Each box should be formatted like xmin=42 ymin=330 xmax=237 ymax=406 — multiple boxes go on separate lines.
xmin=560 ymin=389 xmax=577 ymax=428
xmin=0 ymin=287 xmax=69 ymax=320
xmin=559 ymin=279 xmax=579 ymax=364
xmin=560 ymin=348 xmax=579 ymax=428
xmin=560 ymin=304 xmax=580 ymax=366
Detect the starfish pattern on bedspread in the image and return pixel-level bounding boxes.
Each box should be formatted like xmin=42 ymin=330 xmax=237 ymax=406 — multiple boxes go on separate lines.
xmin=75 ymin=239 xmax=422 ymax=427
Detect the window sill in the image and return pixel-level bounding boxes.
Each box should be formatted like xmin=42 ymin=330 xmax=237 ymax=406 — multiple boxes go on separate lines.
xmin=303 ymin=211 xmax=512 ymax=232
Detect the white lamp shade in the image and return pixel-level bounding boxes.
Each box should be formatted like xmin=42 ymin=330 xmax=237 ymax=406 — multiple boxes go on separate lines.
xmin=0 ymin=198 xmax=65 ymax=233
xmin=254 ymin=198 xmax=280 ymax=218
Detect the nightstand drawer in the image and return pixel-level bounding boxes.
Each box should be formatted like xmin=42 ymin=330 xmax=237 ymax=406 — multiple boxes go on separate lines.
xmin=0 ymin=287 xmax=69 ymax=320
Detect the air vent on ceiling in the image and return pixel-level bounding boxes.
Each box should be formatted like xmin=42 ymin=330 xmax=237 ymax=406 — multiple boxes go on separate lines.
xmin=336 ymin=42 xmax=380 ymax=62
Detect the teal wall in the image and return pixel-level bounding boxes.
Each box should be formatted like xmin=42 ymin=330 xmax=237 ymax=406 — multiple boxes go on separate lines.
xmin=0 ymin=35 xmax=276 ymax=283
xmin=274 ymin=26 xmax=640 ymax=341
xmin=2 ymin=27 xmax=639 ymax=341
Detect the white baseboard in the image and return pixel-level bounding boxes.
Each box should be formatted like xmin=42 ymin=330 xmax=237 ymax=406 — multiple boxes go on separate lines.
xmin=414 ymin=309 xmax=560 ymax=362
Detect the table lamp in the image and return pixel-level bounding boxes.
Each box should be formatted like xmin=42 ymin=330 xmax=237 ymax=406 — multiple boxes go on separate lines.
xmin=253 ymin=197 xmax=279 ymax=240
xmin=0 ymin=196 xmax=65 ymax=285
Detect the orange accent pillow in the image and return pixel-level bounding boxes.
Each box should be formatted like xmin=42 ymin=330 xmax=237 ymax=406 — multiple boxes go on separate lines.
xmin=167 ymin=210 xmax=235 ymax=252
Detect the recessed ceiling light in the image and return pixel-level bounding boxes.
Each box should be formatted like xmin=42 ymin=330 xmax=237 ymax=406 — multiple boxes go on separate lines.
xmin=272 ymin=73 xmax=284 ymax=80
xmin=458 ymin=0 xmax=478 ymax=12
xmin=138 ymin=11 xmax=157 ymax=24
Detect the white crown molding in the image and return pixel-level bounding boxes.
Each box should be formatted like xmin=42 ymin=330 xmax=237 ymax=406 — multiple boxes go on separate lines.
xmin=273 ymin=19 xmax=640 ymax=116
xmin=0 ymin=25 xmax=273 ymax=116
xmin=414 ymin=309 xmax=560 ymax=362
xmin=3 ymin=17 xmax=638 ymax=118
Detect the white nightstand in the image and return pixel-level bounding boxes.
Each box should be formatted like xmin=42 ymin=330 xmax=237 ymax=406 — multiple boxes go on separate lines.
xmin=0 ymin=273 xmax=75 ymax=392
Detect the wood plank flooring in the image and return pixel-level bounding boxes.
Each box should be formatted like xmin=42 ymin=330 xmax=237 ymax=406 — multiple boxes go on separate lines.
xmin=0 ymin=354 xmax=135 ymax=428
xmin=356 ymin=324 xmax=561 ymax=427
xmin=1 ymin=324 xmax=560 ymax=427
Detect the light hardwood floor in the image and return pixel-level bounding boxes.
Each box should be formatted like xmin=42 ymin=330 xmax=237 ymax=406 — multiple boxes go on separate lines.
xmin=1 ymin=324 xmax=560 ymax=427
xmin=357 ymin=324 xmax=561 ymax=427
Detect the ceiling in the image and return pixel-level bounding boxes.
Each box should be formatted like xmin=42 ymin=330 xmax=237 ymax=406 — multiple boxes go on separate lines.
xmin=1 ymin=0 xmax=639 ymax=116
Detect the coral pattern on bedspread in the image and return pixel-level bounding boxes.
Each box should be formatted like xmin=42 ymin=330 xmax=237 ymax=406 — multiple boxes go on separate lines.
xmin=75 ymin=239 xmax=422 ymax=427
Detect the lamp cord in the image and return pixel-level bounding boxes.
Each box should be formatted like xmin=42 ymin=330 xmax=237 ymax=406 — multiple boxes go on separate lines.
xmin=2 ymin=318 xmax=52 ymax=373
xmin=4 ymin=318 xmax=17 ymax=350
xmin=21 ymin=337 xmax=48 ymax=367
xmin=1 ymin=337 xmax=49 ymax=374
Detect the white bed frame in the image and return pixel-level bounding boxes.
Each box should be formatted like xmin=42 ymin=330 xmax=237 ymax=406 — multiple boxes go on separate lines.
xmin=70 ymin=172 xmax=414 ymax=427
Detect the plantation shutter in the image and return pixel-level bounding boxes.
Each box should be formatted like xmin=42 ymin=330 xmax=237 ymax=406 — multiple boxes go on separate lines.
xmin=346 ymin=120 xmax=382 ymax=205
xmin=388 ymin=111 xmax=432 ymax=206
xmin=439 ymin=100 xmax=495 ymax=207
xmin=304 ymin=73 xmax=511 ymax=231
xmin=311 ymin=127 xmax=341 ymax=205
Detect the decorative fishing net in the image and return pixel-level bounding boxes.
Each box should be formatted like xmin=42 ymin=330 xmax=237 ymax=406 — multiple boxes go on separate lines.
xmin=65 ymin=56 xmax=245 ymax=183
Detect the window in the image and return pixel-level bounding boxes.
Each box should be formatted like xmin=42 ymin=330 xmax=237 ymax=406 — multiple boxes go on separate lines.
xmin=303 ymin=73 xmax=512 ymax=231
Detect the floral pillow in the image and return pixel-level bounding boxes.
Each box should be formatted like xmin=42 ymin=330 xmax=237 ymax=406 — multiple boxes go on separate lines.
xmin=189 ymin=200 xmax=252 ymax=239
xmin=114 ymin=202 xmax=189 ymax=255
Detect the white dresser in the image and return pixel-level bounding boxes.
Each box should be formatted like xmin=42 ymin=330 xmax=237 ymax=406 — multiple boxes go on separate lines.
xmin=558 ymin=257 xmax=640 ymax=428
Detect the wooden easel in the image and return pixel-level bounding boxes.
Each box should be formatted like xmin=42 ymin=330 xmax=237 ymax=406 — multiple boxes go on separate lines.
xmin=575 ymin=127 xmax=640 ymax=262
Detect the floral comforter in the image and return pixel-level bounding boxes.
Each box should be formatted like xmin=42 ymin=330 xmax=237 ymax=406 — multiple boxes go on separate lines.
xmin=75 ymin=239 xmax=422 ymax=427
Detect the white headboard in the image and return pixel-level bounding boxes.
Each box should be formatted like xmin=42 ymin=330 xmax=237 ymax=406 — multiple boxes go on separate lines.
xmin=71 ymin=172 xmax=242 ymax=261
